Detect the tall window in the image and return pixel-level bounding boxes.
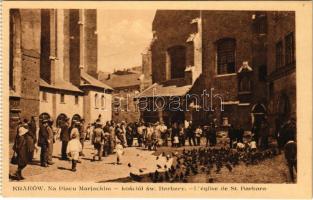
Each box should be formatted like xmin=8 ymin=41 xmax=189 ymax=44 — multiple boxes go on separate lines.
xmin=216 ymin=38 xmax=236 ymax=75
xmin=276 ymin=40 xmax=283 ymax=68
xmin=60 ymin=94 xmax=65 ymax=103
xmin=285 ymin=32 xmax=295 ymax=65
xmin=75 ymin=95 xmax=79 ymax=105
xmin=101 ymin=95 xmax=105 ymax=108
xmin=255 ymin=15 xmax=267 ymax=34
xmin=42 ymin=92 xmax=48 ymax=102
xmin=94 ymin=93 xmax=98 ymax=108
xmin=167 ymin=45 xmax=186 ymax=79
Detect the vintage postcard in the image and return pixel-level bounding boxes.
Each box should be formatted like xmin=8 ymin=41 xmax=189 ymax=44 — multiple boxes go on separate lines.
xmin=1 ymin=1 xmax=312 ymax=198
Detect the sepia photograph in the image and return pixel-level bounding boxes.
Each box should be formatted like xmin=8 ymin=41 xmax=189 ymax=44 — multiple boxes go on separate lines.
xmin=2 ymin=1 xmax=312 ymax=198
xmin=7 ymin=8 xmax=298 ymax=184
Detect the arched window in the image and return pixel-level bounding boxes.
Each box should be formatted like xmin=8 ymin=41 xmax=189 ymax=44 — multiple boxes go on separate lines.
xmin=94 ymin=93 xmax=98 ymax=108
xmin=216 ymin=38 xmax=236 ymax=75
xmin=167 ymin=45 xmax=186 ymax=79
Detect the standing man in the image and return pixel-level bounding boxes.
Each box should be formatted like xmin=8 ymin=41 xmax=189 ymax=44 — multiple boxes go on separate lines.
xmin=92 ymin=122 xmax=105 ymax=161
xmin=38 ymin=119 xmax=49 ymax=167
xmin=228 ymin=124 xmax=236 ymax=148
xmin=126 ymin=123 xmax=133 ymax=147
xmin=195 ymin=125 xmax=203 ymax=146
xmin=186 ymin=122 xmax=195 ymax=146
xmin=28 ymin=116 xmax=37 ymax=162
xmin=204 ymin=125 xmax=210 ymax=147
xmin=109 ymin=121 xmax=116 ymax=154
xmin=60 ymin=118 xmax=70 ymax=160
xmin=159 ymin=121 xmax=168 ymax=146
xmin=209 ymin=122 xmax=217 ymax=146
xmin=259 ymin=120 xmax=269 ymax=150
xmin=47 ymin=119 xmax=55 ymax=165
xmin=79 ymin=119 xmax=86 ymax=156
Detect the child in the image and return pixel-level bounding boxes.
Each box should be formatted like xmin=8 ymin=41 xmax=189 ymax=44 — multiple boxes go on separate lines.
xmin=67 ymin=133 xmax=82 ymax=172
xmin=115 ymin=141 xmax=124 ymax=165
xmin=195 ymin=126 xmax=203 ymax=146
xmin=236 ymin=142 xmax=245 ymax=151
xmin=249 ymin=139 xmax=257 ymax=152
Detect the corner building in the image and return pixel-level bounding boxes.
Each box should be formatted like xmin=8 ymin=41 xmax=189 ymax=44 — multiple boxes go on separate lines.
xmin=138 ymin=10 xmax=295 ymax=132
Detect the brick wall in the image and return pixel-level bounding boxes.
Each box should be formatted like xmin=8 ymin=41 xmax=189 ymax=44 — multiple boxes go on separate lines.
xmin=151 ymin=10 xmax=200 ymax=83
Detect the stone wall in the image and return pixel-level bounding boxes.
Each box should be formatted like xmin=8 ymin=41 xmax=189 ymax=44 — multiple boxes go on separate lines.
xmin=148 ymin=10 xmax=295 ymax=129
xmin=84 ymin=9 xmax=98 ymax=78
xmin=112 ymin=87 xmax=140 ymax=123
xmin=9 ymin=10 xmax=41 ymax=141
xmin=266 ymin=12 xmax=296 ymax=133
xmin=151 ymin=10 xmax=200 ymax=83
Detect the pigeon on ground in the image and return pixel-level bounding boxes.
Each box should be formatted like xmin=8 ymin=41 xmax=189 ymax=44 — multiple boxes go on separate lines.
xmin=129 ymin=172 xmax=143 ymax=182
xmin=225 ymin=163 xmax=233 ymax=172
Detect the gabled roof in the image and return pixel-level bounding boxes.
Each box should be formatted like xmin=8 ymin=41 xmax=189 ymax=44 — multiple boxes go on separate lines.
xmin=80 ymin=71 xmax=113 ymax=91
xmin=136 ymin=81 xmax=192 ymax=98
xmin=40 ymin=79 xmax=83 ymax=93
xmin=100 ymin=72 xmax=141 ymax=89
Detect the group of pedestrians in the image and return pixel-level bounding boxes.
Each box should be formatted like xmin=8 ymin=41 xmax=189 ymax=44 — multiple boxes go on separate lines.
xmin=11 ymin=114 xmax=297 ymax=182
xmin=124 ymin=120 xmax=218 ymax=149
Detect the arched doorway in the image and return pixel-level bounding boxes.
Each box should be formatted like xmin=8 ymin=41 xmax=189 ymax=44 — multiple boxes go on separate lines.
xmin=251 ymin=103 xmax=267 ymax=127
xmin=56 ymin=113 xmax=67 ymax=128
xmin=39 ymin=113 xmax=51 ymax=123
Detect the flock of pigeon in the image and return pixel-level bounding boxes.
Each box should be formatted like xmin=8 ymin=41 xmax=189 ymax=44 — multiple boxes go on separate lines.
xmin=128 ymin=147 xmax=280 ymax=183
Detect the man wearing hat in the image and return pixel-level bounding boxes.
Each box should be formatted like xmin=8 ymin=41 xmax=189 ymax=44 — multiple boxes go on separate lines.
xmin=60 ymin=118 xmax=70 ymax=160
xmin=38 ymin=119 xmax=50 ymax=167
xmin=79 ymin=119 xmax=86 ymax=156
xmin=47 ymin=119 xmax=55 ymax=165
xmin=92 ymin=121 xmax=105 ymax=161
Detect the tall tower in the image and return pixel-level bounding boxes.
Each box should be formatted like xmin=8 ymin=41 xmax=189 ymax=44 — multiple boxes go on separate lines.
xmin=83 ymin=9 xmax=98 ymax=78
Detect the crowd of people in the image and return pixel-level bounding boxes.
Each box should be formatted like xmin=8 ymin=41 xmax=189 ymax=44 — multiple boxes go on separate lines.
xmin=10 ymin=115 xmax=297 ymax=182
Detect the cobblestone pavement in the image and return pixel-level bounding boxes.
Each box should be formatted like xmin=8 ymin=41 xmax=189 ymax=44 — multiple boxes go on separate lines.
xmin=9 ymin=141 xmax=172 ymax=182
xmin=9 ymin=139 xmax=292 ymax=183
